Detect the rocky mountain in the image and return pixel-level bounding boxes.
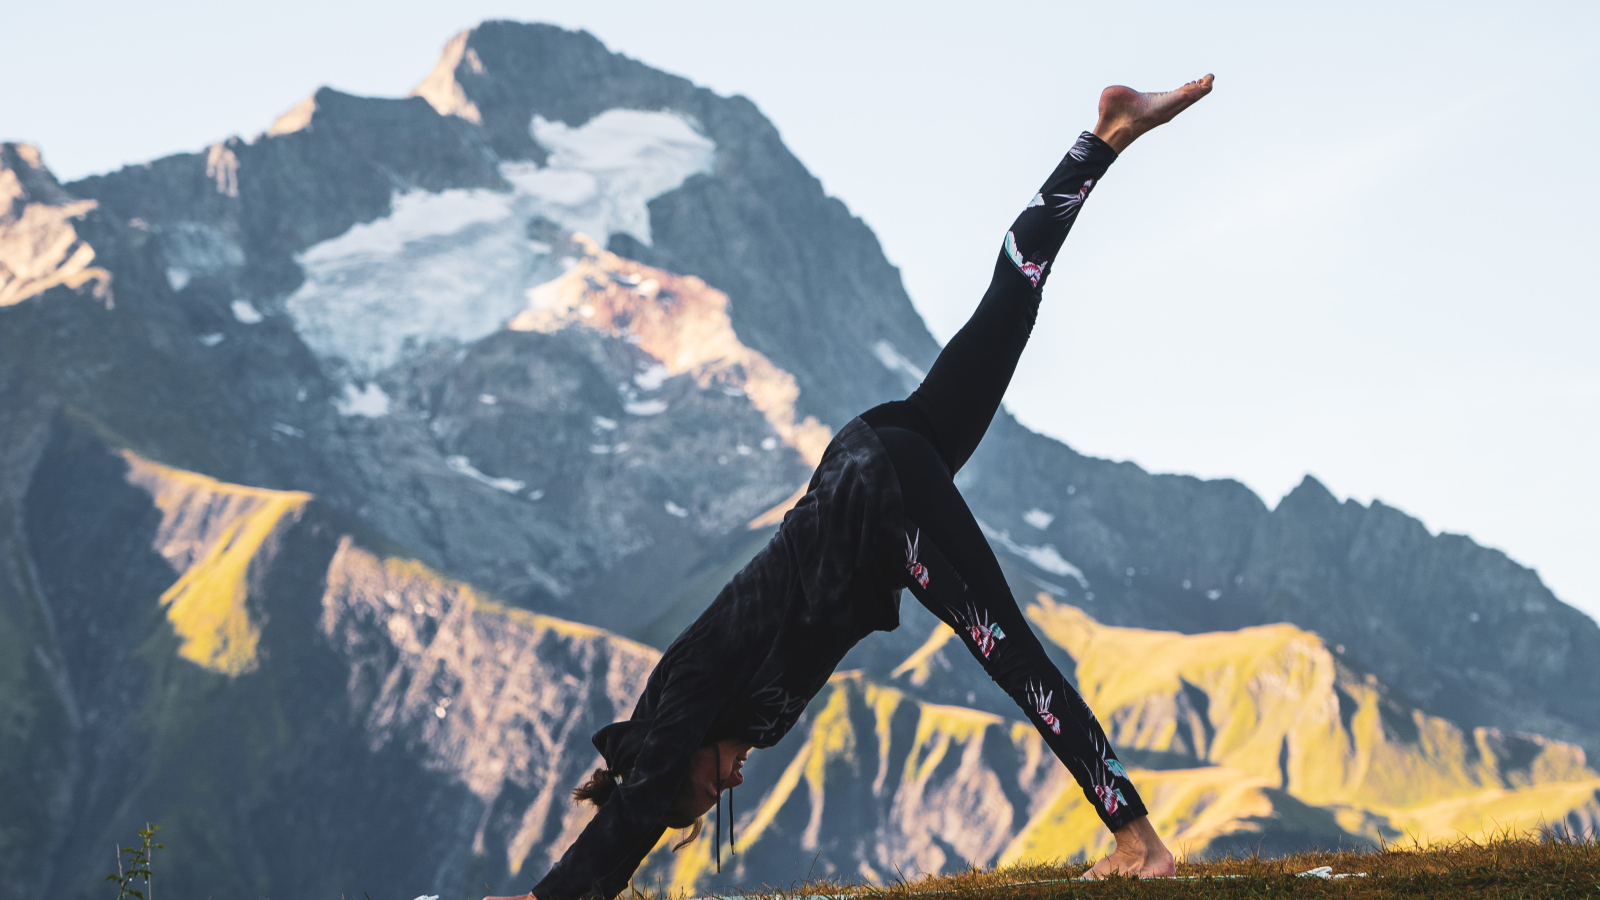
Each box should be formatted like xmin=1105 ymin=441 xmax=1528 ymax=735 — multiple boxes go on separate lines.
xmin=2 ymin=19 xmax=1597 ymax=900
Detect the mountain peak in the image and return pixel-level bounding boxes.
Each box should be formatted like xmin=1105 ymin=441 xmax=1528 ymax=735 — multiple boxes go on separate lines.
xmin=2 ymin=143 xmax=75 ymax=212
xmin=0 ymin=143 xmax=111 ymax=307
xmin=266 ymin=95 xmax=317 ymax=136
xmin=1285 ymin=473 xmax=1336 ymax=505
xmin=410 ymin=30 xmax=485 ymax=125
xmin=406 ymin=22 xmax=700 ymax=164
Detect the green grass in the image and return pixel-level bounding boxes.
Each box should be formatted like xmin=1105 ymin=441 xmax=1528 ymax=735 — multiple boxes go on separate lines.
xmin=660 ymin=833 xmax=1600 ymax=900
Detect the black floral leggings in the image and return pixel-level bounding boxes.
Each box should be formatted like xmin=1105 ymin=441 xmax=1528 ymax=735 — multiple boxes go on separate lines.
xmin=860 ymin=131 xmax=1146 ymax=832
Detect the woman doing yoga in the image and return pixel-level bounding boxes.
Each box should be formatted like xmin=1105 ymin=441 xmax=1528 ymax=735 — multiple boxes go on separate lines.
xmin=505 ymin=75 xmax=1214 ymax=900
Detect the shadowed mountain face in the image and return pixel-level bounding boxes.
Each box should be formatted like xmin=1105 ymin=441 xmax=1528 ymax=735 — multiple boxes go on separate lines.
xmin=1 ymin=19 xmax=1597 ymax=900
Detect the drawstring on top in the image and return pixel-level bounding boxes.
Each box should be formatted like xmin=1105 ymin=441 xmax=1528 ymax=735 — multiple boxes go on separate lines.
xmin=711 ymin=744 xmax=737 ymax=874
xmin=714 ymin=744 xmax=722 ymax=873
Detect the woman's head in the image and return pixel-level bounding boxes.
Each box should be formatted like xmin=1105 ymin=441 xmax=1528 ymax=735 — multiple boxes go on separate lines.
xmin=572 ymin=739 xmax=753 ymax=831
xmin=662 ymin=739 xmax=752 ymax=826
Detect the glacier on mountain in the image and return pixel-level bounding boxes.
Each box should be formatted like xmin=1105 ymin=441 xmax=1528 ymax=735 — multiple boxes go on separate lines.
xmin=523 ymin=111 xmax=715 ymax=246
xmin=872 ymin=338 xmax=926 ymax=390
xmin=283 ymin=110 xmax=715 ymax=379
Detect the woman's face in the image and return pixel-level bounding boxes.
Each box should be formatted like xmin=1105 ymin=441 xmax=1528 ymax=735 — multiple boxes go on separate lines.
xmin=669 ymin=739 xmax=753 ymax=820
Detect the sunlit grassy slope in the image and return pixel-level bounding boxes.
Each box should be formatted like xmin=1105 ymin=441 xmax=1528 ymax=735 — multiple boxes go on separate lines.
xmin=674 ymin=835 xmax=1600 ymax=900
xmin=1021 ymin=596 xmax=1600 ymax=850
xmin=87 ymin=450 xmax=664 ymax=897
xmin=121 ymin=450 xmax=310 ymax=675
xmin=641 ymin=598 xmax=1600 ymax=896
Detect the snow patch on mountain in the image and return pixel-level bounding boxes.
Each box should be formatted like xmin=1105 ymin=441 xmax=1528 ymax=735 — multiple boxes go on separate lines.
xmin=634 ymin=363 xmax=669 ymax=391
xmin=337 ymin=382 xmax=391 ymax=417
xmin=160 ymin=221 xmax=245 ymax=274
xmin=231 ymin=299 xmax=264 ymax=324
xmin=521 ymin=111 xmax=714 ymax=246
xmin=872 ymin=339 xmax=926 ymax=389
xmin=624 ymin=399 xmax=667 ymax=416
xmin=978 ymin=520 xmax=1090 ymax=589
xmin=445 ymin=455 xmax=525 ymax=493
xmin=283 ymin=110 xmax=714 ymax=379
xmin=1022 ymin=508 xmax=1054 ymax=530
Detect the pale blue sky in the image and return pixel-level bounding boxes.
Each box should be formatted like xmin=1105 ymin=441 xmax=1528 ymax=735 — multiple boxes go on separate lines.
xmin=5 ymin=1 xmax=1597 ymax=621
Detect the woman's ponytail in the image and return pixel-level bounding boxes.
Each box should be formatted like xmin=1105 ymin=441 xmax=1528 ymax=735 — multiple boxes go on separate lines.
xmin=575 ymin=766 xmax=704 ymax=852
xmin=572 ymin=767 xmax=624 ymax=807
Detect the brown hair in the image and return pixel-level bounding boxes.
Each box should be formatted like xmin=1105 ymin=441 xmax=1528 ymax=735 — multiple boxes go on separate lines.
xmin=572 ymin=767 xmax=625 ymax=807
xmin=669 ymin=818 xmax=704 ymax=852
xmin=571 ymin=767 xmax=704 ymax=853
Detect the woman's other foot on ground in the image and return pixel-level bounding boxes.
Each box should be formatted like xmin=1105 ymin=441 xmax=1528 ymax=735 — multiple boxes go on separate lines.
xmin=1092 ymin=74 xmax=1214 ymax=154
xmin=1080 ymin=815 xmax=1177 ymax=879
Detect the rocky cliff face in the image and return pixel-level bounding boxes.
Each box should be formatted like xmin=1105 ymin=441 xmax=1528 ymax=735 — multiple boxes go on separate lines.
xmin=10 ymin=420 xmax=662 ymax=898
xmin=0 ymin=144 xmax=111 ymax=308
xmin=1 ymin=18 xmax=1597 ymax=900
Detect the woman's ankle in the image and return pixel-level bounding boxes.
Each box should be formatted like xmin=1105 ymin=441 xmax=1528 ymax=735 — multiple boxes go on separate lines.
xmin=1110 ymin=819 xmax=1148 ymax=855
xmin=1112 ymin=815 xmax=1174 ymax=873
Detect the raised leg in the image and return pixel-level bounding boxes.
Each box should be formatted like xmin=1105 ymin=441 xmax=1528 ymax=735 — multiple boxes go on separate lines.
xmin=868 ymin=76 xmax=1213 ymax=476
xmin=887 ymin=130 xmax=1116 ymax=474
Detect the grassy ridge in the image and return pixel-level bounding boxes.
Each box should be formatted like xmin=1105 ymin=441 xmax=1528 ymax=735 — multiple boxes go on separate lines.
xmin=121 ymin=450 xmax=311 ymax=676
xmin=1021 ymin=598 xmax=1600 ymax=850
xmin=678 ymin=834 xmax=1600 ymax=900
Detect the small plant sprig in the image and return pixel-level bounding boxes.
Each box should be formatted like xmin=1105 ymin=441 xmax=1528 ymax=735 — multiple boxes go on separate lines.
xmin=106 ymin=823 xmax=163 ymax=900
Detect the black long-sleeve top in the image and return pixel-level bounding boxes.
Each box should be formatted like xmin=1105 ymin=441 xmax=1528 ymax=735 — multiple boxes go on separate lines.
xmin=532 ymin=418 xmax=905 ymax=900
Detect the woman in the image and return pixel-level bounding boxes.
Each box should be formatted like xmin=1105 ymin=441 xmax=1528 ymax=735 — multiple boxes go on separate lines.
xmin=513 ymin=75 xmax=1214 ymax=900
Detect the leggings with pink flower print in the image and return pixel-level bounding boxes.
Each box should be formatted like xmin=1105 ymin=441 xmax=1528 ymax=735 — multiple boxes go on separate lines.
xmin=860 ymin=130 xmax=1146 ymax=831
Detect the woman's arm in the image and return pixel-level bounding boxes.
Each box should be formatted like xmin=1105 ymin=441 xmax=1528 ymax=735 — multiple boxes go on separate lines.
xmin=532 ymin=663 xmax=735 ymax=900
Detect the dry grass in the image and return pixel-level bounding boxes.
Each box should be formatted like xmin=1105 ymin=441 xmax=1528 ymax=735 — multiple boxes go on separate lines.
xmin=676 ymin=830 xmax=1600 ymax=900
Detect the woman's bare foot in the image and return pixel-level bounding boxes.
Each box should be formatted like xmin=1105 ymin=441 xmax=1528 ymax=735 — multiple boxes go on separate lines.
xmin=1080 ymin=816 xmax=1176 ymax=880
xmin=1092 ymin=75 xmax=1214 ymax=154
